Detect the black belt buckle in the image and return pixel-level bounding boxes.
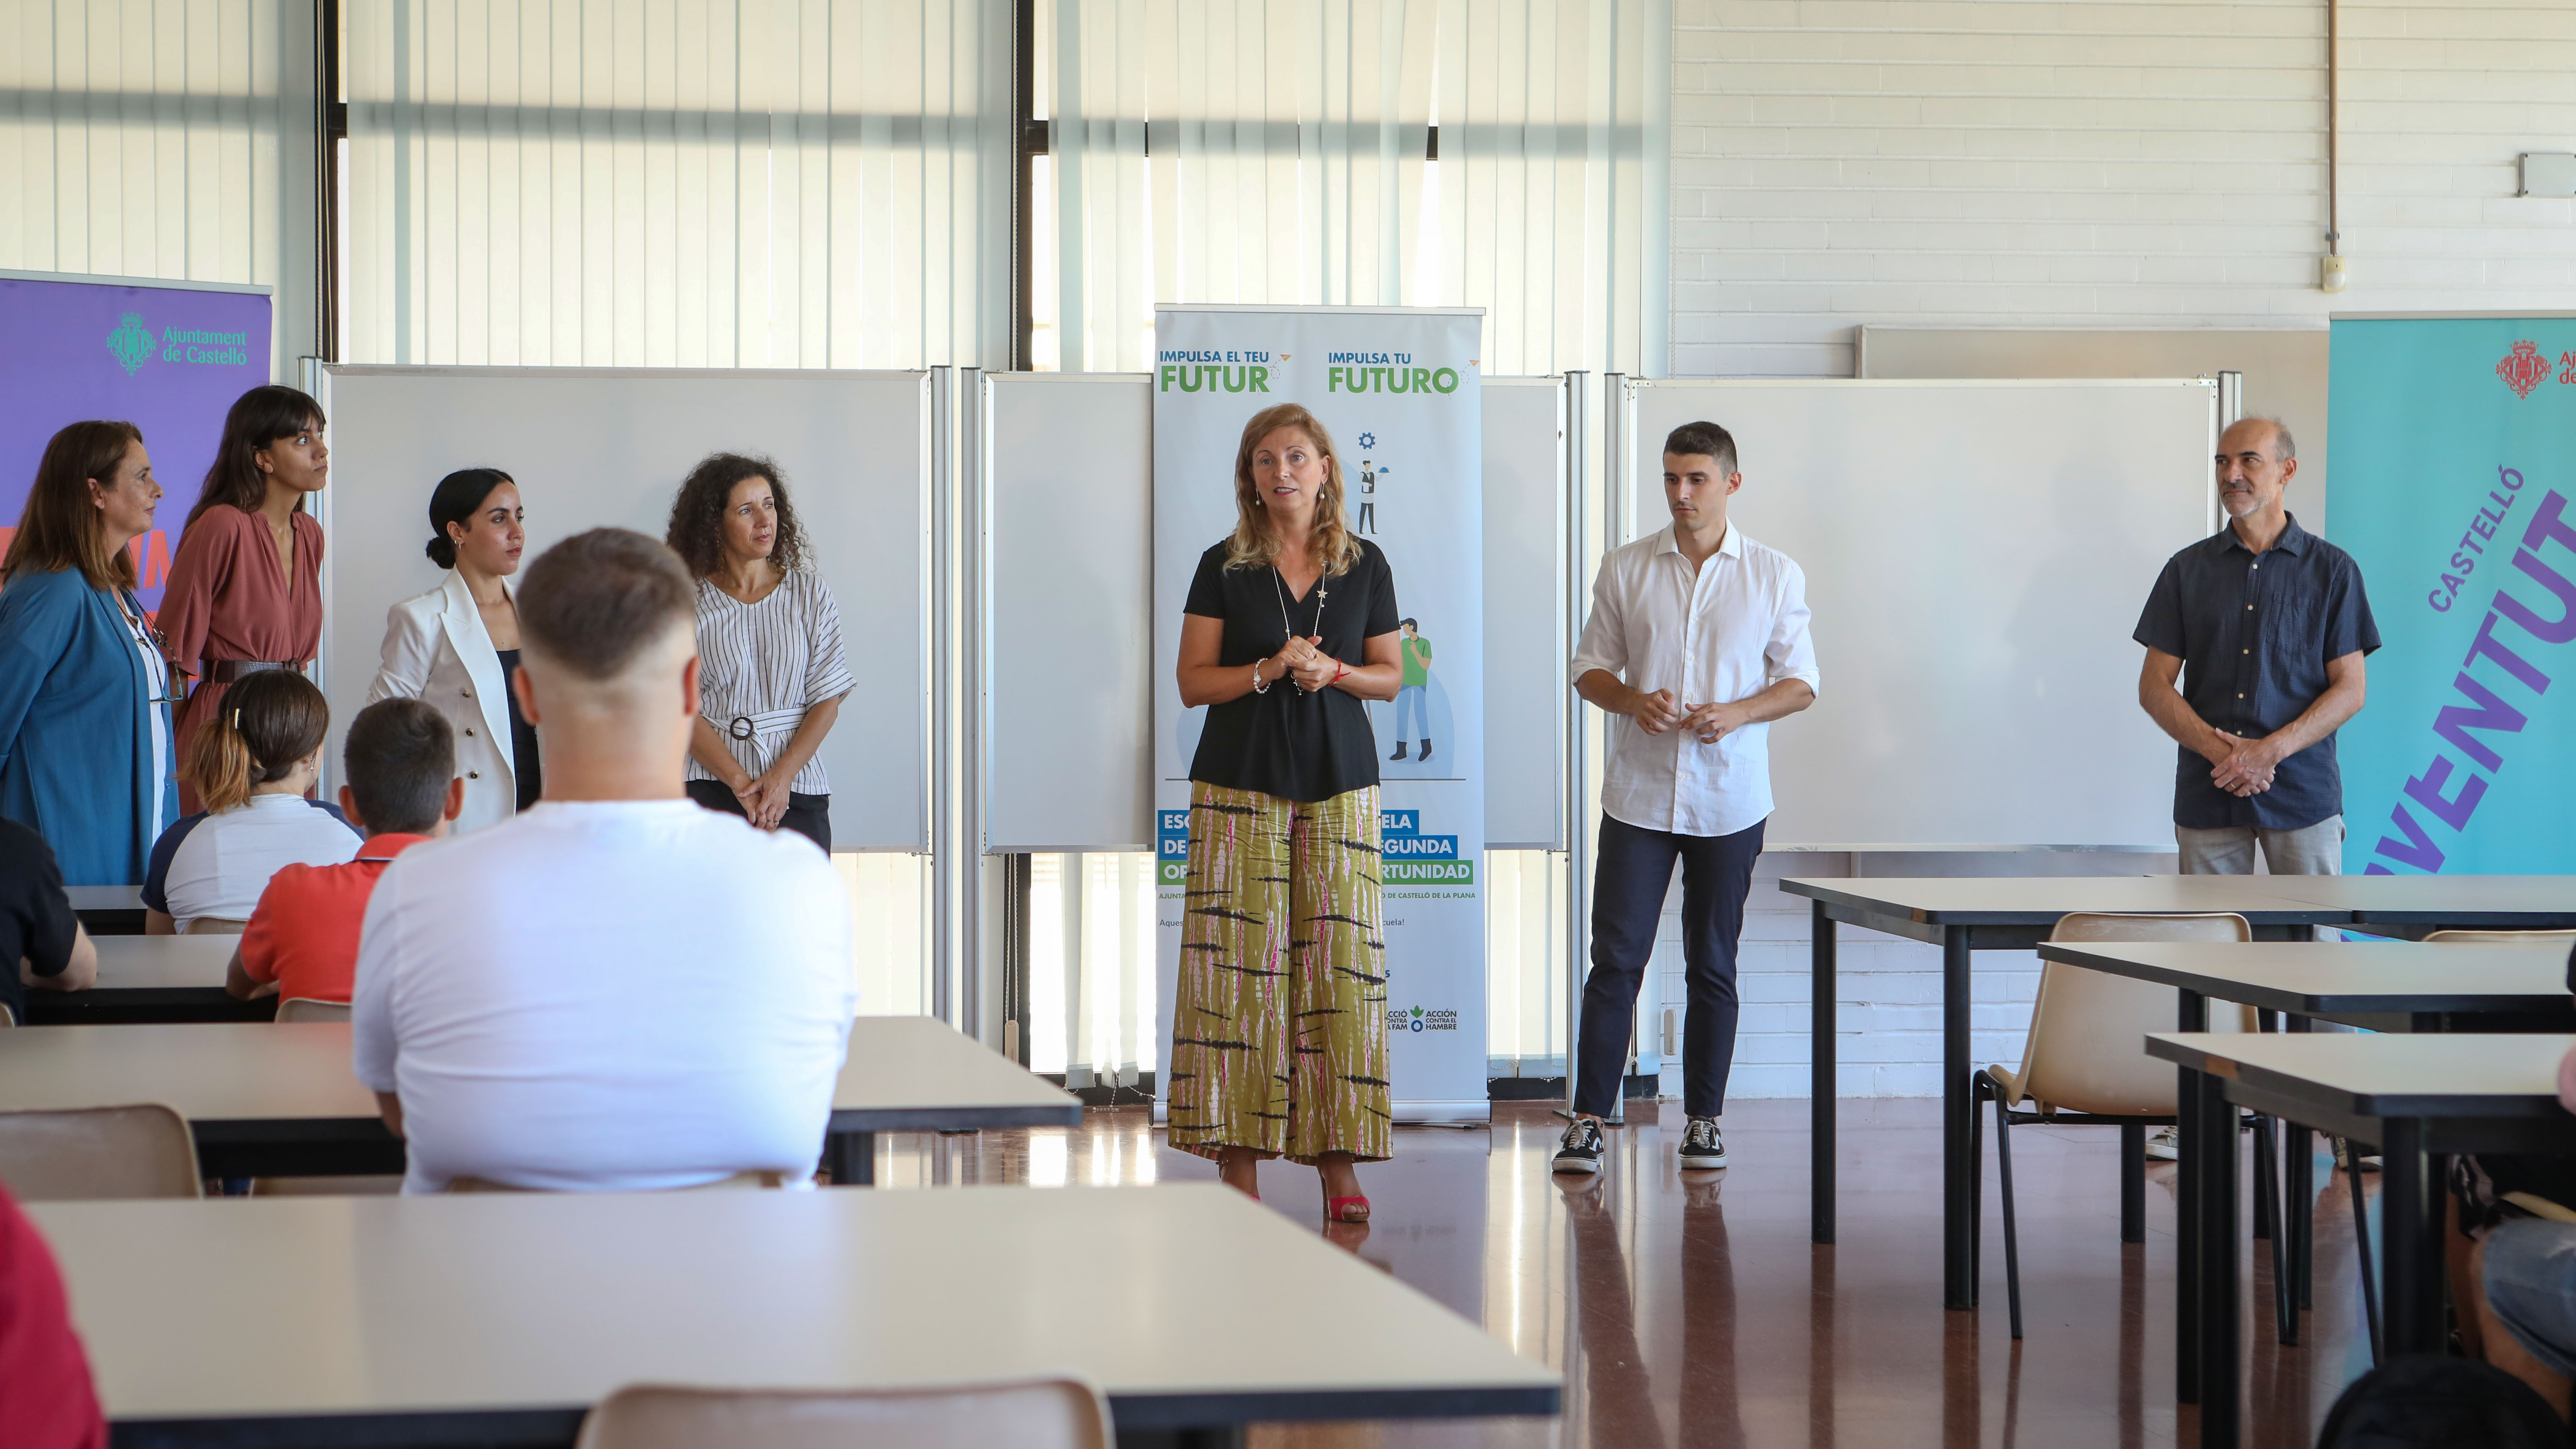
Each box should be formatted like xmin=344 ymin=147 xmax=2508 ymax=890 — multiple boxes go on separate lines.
xmin=728 ymin=716 xmax=756 ymax=741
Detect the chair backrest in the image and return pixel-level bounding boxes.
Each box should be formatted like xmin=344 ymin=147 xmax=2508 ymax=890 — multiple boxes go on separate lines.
xmin=2010 ymin=912 xmax=2257 ymax=1116
xmin=275 ymin=997 xmax=351 ymax=1023
xmin=445 ymin=1170 xmax=793 ymax=1193
xmin=0 ymin=1002 xmax=13 ymax=1027
xmin=2423 ymin=929 xmax=2576 ymax=945
xmin=0 ymin=1104 xmax=202 ymax=1201
xmin=574 ymin=1379 xmax=1114 ymax=1449
xmin=182 ymin=917 xmax=249 ymax=936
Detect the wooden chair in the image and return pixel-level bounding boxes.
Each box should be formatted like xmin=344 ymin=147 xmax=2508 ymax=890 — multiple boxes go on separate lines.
xmin=2422 ymin=928 xmax=2576 ymax=945
xmin=573 ymin=1378 xmax=1114 ymax=1449
xmin=274 ymin=997 xmax=351 ymax=1023
xmin=182 ymin=918 xmax=249 ymax=935
xmin=0 ymin=1002 xmax=13 ymax=1027
xmin=0 ymin=1104 xmax=202 ymax=1201
xmin=1972 ymin=912 xmax=2259 ymax=1338
xmin=446 ymin=1170 xmax=795 ymax=1193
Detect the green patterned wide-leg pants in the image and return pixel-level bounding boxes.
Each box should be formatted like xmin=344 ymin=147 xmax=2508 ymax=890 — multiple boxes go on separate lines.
xmin=1167 ymin=781 xmax=1391 ymax=1165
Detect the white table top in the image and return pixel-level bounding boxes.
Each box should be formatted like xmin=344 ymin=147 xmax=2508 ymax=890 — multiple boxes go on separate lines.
xmin=0 ymin=1016 xmax=1079 ymax=1132
xmin=31 ymin=1184 xmax=1558 ymax=1431
xmin=90 ymin=935 xmax=238 ymax=992
xmin=2036 ymin=941 xmax=2576 ymax=1016
xmin=2145 ymin=1031 xmax=2576 ymax=1120
xmin=2238 ymin=874 xmax=2576 ymax=924
xmin=1778 ymin=874 xmax=2349 ymax=925
xmin=65 ymin=884 xmax=145 ymax=913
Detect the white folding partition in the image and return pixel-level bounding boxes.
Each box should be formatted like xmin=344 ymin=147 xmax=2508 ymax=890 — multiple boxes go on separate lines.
xmin=318 ymin=366 xmax=934 ymax=852
xmin=1618 ymin=377 xmax=2219 ymax=851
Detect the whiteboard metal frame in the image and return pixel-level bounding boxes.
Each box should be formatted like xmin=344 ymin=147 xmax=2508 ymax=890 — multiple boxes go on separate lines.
xmin=1611 ymin=375 xmax=2222 ymax=854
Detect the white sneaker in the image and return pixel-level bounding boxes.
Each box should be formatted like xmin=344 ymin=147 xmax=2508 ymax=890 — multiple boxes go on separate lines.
xmin=2146 ymin=1126 xmax=2179 ymax=1161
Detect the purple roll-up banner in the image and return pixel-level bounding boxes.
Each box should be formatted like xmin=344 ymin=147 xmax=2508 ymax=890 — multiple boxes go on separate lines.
xmin=0 ymin=274 xmax=273 ymax=616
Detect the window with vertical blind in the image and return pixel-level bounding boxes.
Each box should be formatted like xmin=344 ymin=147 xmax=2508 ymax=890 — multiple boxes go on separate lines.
xmin=1038 ymin=0 xmax=1669 ymax=376
xmin=0 ymin=0 xmax=318 ymax=373
xmin=341 ymin=0 xmax=1014 ymax=368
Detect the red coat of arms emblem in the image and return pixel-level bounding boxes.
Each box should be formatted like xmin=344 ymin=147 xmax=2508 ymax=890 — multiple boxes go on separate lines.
xmin=2499 ymin=340 xmax=2550 ymax=398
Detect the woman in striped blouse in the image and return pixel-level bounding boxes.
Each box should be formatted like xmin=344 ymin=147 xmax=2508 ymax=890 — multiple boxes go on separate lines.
xmin=664 ymin=453 xmax=855 ymax=853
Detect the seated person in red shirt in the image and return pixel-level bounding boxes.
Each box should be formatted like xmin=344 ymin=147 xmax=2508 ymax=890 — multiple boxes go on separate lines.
xmin=226 ymin=699 xmax=462 ymax=1004
xmin=0 ymin=1180 xmax=107 ymax=1449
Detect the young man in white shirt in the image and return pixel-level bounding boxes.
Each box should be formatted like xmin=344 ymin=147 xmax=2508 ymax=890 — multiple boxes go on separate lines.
xmin=353 ymin=527 xmax=855 ymax=1193
xmin=1553 ymin=422 xmax=1819 ymax=1175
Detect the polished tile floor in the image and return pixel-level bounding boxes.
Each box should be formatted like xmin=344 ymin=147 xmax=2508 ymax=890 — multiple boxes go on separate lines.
xmin=873 ymin=1097 xmax=2379 ymax=1448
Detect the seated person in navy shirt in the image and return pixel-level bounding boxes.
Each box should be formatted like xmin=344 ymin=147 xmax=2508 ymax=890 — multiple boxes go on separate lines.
xmin=142 ymin=669 xmax=357 ymax=935
xmin=1 ymin=818 xmax=97 ymax=1026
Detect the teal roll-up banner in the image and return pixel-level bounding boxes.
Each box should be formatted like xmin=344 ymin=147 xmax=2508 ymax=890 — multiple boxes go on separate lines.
xmin=2331 ymin=316 xmax=2576 ymax=874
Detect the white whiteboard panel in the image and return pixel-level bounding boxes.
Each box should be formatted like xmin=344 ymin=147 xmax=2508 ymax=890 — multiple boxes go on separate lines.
xmin=319 ymin=366 xmax=930 ymax=851
xmin=981 ymin=374 xmax=1568 ymax=853
xmin=1624 ymin=378 xmax=2217 ymax=850
xmin=1482 ymin=378 xmax=1566 ymax=849
xmin=983 ymin=373 xmax=1154 ymax=852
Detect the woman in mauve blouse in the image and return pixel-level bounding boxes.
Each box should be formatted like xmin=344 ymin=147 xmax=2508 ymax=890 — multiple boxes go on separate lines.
xmin=158 ymin=386 xmax=329 ymax=814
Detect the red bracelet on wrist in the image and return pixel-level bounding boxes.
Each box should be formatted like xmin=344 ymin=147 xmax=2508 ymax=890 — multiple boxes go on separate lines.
xmin=1331 ymin=663 xmax=1349 ymax=686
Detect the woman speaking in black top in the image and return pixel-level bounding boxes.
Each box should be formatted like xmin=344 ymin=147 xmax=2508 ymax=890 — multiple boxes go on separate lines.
xmin=1171 ymin=401 xmax=1403 ymax=1224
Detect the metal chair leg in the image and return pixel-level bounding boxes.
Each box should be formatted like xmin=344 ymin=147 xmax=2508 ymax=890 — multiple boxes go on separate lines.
xmin=1968 ymin=1070 xmax=1987 ymax=1309
xmin=2343 ymin=1139 xmax=2382 ymax=1364
xmin=1993 ymin=1084 xmax=2024 ymax=1341
xmin=2253 ymin=1116 xmax=2295 ymax=1345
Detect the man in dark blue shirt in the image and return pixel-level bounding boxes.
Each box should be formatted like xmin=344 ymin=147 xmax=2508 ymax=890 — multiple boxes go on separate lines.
xmin=2134 ymin=416 xmax=2379 ymax=875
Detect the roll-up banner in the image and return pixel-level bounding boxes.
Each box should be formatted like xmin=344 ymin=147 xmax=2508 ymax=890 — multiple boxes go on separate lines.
xmin=1152 ymin=304 xmax=1490 ymax=1122
xmin=2331 ymin=316 xmax=2576 ymax=874
xmin=0 ymin=274 xmax=273 ymax=615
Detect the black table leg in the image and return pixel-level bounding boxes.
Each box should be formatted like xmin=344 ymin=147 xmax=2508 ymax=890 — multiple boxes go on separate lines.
xmin=824 ymin=1130 xmax=876 ymax=1186
xmin=2286 ymin=1015 xmax=2314 ymax=1313
xmin=2120 ymin=1122 xmax=2146 ymax=1244
xmin=1813 ymin=900 xmax=1837 ymax=1246
xmin=2175 ymin=989 xmax=2206 ymax=1405
xmin=2380 ymin=1118 xmax=2445 ymax=1356
xmin=2196 ymin=1062 xmax=2240 ymax=1449
xmin=1943 ymin=925 xmax=1973 ymax=1312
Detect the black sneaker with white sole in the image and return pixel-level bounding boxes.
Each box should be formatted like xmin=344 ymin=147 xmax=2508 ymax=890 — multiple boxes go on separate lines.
xmin=1679 ymin=1117 xmax=1727 ymax=1170
xmin=1552 ymin=1116 xmax=1605 ymax=1174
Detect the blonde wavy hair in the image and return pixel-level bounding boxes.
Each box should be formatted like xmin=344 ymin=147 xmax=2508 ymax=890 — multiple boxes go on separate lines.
xmin=1222 ymin=402 xmax=1362 ymax=577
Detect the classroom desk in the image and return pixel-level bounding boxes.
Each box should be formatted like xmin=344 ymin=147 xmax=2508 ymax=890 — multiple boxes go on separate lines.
xmin=2036 ymin=940 xmax=2576 ymax=1406
xmin=0 ymin=1016 xmax=1081 ymax=1182
xmin=2146 ymin=1032 xmax=2576 ymax=1449
xmin=1775 ymin=876 xmax=2349 ymax=1311
xmin=2240 ymin=874 xmax=2576 ymax=939
xmin=65 ymin=884 xmax=146 ymax=936
xmin=19 ymin=935 xmax=276 ymax=1026
xmin=31 ymin=1183 xmax=1560 ymax=1449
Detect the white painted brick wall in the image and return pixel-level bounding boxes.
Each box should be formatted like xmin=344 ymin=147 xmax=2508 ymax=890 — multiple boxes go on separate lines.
xmin=1670 ymin=0 xmax=2576 ymax=378
xmin=1640 ymin=849 xmax=2182 ymax=1098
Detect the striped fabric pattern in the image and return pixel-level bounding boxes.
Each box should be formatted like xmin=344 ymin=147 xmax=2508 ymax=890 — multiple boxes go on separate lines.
xmin=1166 ymin=781 xmax=1390 ymax=1166
xmin=688 ymin=571 xmax=858 ymax=796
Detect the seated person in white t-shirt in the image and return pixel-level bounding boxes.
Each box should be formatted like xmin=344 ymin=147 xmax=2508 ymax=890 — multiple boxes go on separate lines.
xmin=143 ymin=669 xmax=359 ymax=935
xmin=352 ymin=527 xmax=855 ymax=1193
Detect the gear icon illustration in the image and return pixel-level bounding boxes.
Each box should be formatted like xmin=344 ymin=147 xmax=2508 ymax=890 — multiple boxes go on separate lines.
xmin=1357 ymin=431 xmax=1376 ymax=449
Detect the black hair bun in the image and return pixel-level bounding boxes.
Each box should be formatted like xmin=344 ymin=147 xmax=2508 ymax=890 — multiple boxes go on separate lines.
xmin=426 ymin=536 xmax=458 ymax=569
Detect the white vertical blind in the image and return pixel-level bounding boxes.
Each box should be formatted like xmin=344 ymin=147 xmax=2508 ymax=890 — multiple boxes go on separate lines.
xmin=344 ymin=0 xmax=1012 ymax=368
xmin=0 ymin=0 xmax=318 ymax=372
xmin=1044 ymin=0 xmax=1666 ymax=376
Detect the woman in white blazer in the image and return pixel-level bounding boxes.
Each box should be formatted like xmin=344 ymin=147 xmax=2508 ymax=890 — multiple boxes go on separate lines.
xmin=366 ymin=469 xmax=531 ymax=834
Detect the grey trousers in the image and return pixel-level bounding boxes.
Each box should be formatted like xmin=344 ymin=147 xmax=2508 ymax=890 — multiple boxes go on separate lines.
xmin=2174 ymin=815 xmax=2345 ymax=876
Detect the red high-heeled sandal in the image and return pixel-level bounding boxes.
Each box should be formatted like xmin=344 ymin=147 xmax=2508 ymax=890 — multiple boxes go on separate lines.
xmin=1326 ymin=1196 xmax=1371 ymax=1224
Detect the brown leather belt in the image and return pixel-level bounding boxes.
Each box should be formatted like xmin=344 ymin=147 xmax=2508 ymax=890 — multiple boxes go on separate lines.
xmin=207 ymin=660 xmax=296 ymax=683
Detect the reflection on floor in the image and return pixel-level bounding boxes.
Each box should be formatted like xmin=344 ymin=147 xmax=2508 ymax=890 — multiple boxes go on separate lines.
xmin=872 ymin=1097 xmax=2377 ymax=1448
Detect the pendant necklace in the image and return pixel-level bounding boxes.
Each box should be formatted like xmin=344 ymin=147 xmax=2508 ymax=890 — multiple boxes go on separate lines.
xmin=1270 ymin=561 xmax=1328 ymax=695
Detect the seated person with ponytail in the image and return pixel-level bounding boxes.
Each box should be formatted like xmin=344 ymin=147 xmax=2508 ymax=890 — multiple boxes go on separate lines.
xmin=226 ymin=699 xmax=462 ymax=1005
xmin=141 ymin=670 xmax=357 ymax=935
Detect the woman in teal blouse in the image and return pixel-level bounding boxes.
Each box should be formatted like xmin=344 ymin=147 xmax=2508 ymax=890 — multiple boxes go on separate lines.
xmin=0 ymin=421 xmax=179 ymax=885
